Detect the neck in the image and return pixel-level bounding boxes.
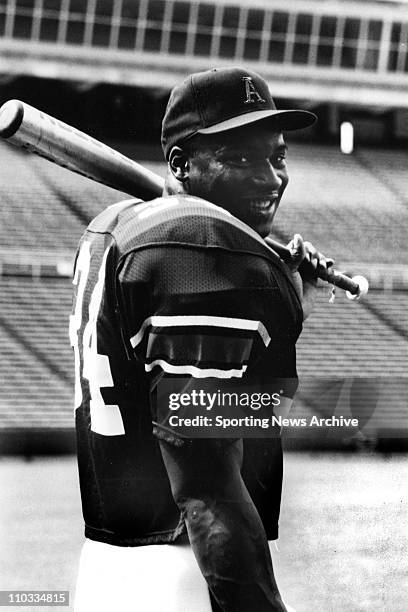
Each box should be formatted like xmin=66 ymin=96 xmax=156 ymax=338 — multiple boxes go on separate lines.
xmin=164 ymin=171 xmax=189 ymax=197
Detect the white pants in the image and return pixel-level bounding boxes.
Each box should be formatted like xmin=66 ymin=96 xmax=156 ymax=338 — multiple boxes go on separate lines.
xmin=74 ymin=539 xmax=296 ymax=612
xmin=74 ymin=538 xmax=212 ymax=612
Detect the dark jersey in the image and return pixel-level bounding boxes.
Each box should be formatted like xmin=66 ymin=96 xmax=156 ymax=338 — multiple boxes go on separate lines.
xmin=70 ymin=195 xmax=303 ymax=546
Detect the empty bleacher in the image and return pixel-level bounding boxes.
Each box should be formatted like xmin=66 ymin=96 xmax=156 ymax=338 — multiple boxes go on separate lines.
xmin=294 ymin=287 xmax=408 ymax=443
xmin=2 ymin=139 xmax=408 ymax=271
xmin=354 ymin=148 xmax=408 ymax=205
xmin=0 ymin=140 xmax=166 ymax=256
xmin=0 ymin=277 xmax=73 ymax=429
xmin=298 ymin=287 xmax=408 ymax=377
xmin=0 ymin=138 xmax=407 ymax=450
xmin=273 ymin=143 xmax=408 ymax=266
xmin=1 ymin=276 xmax=405 ymax=443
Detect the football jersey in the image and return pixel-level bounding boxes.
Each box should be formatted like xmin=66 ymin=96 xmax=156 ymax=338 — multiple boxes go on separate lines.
xmin=70 ymin=195 xmax=303 ymax=545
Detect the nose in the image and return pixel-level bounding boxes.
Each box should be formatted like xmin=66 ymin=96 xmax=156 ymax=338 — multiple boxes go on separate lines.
xmin=252 ymin=159 xmax=282 ymax=192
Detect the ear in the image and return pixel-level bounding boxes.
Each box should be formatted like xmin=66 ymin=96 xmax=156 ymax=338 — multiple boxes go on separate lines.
xmin=168 ymin=146 xmax=190 ymax=182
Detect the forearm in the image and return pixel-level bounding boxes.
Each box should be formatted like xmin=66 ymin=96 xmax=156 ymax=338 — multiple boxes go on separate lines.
xmin=290 ymin=270 xmax=316 ymax=321
xmin=159 ymin=437 xmax=286 ymax=611
xmin=181 ymin=494 xmax=286 ymax=611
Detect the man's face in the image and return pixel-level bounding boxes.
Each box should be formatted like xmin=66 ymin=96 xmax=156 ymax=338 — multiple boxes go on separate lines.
xmin=185 ymin=123 xmax=289 ymax=238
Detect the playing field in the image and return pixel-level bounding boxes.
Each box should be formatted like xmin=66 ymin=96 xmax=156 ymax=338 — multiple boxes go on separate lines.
xmin=0 ymin=452 xmax=406 ymax=611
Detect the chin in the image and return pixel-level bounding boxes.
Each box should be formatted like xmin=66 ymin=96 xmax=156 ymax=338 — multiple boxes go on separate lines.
xmin=249 ymin=220 xmax=273 ymax=238
xmin=256 ymin=227 xmax=271 ymax=239
xmin=246 ymin=211 xmax=276 ymax=239
xmin=223 ymin=206 xmax=273 ymax=238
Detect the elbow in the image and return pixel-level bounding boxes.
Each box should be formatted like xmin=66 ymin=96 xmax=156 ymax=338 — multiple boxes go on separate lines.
xmin=182 ymin=499 xmax=232 ymax=569
xmin=177 ymin=496 xmax=226 ymax=544
xmin=176 ymin=496 xmax=212 ymax=528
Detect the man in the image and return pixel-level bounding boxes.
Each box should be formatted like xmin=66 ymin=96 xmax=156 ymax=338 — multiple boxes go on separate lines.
xmin=72 ymin=67 xmax=330 ymax=611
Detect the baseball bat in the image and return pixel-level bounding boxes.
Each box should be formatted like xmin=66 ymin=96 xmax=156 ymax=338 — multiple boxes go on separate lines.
xmin=0 ymin=99 xmax=163 ymax=201
xmin=0 ymin=99 xmax=368 ymax=299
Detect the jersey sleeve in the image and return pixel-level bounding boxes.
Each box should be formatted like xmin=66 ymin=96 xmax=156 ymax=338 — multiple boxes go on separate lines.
xmin=116 ymin=243 xmax=300 ymax=445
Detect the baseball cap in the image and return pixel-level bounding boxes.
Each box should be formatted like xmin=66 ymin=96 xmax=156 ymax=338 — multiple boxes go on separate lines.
xmin=161 ymin=66 xmax=317 ymax=159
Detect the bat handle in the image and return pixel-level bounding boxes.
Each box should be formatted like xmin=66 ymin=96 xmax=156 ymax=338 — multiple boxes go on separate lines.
xmin=321 ymin=269 xmax=368 ymax=299
xmin=265 ymin=237 xmax=369 ymax=299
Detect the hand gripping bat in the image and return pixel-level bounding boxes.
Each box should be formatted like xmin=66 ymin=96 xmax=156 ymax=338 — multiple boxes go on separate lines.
xmin=0 ymin=99 xmax=368 ymax=300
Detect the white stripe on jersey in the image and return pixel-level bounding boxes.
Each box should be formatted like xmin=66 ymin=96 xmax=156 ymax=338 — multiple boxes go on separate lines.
xmin=130 ymin=196 xmax=279 ymax=262
xmin=130 ymin=315 xmax=271 ymax=349
xmin=107 ymin=198 xmax=143 ymax=210
xmin=137 ymin=198 xmax=182 ymax=220
xmin=136 ymin=196 xmax=230 ymax=221
xmin=145 ymin=359 xmax=248 ymax=379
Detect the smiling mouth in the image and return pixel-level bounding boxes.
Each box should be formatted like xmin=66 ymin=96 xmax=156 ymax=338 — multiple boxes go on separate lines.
xmin=246 ymin=193 xmax=279 ymax=213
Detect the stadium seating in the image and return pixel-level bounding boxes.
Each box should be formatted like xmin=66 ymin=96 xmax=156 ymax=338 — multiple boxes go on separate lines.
xmin=0 ymin=277 xmax=73 ymax=429
xmin=354 ymin=148 xmax=408 ymax=204
xmin=1 ymin=140 xmax=408 ymax=266
xmin=0 ymin=140 xmax=407 ymax=448
xmin=294 ymin=287 xmax=408 ymax=444
xmin=273 ymin=143 xmax=408 ymax=266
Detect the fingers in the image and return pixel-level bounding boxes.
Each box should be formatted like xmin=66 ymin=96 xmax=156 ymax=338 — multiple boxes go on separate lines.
xmin=289 ymin=233 xmax=305 ymax=258
xmin=286 ymin=235 xmax=334 ymax=276
xmin=303 ymin=241 xmax=334 ymax=273
xmin=286 ymin=233 xmax=306 ymax=270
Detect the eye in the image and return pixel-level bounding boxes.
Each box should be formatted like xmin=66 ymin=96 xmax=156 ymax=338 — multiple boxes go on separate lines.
xmin=228 ymin=154 xmax=251 ymax=167
xmin=272 ymin=153 xmax=287 ymax=168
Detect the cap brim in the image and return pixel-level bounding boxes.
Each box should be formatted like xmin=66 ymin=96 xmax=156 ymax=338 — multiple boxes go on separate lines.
xmin=197 ymin=109 xmax=316 ymax=134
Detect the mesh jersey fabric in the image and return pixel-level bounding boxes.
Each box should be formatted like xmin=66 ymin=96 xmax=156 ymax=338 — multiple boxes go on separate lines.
xmin=71 ymin=195 xmax=303 ymax=545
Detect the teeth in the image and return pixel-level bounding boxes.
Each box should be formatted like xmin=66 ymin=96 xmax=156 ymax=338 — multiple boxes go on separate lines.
xmin=251 ymin=199 xmax=271 ymax=210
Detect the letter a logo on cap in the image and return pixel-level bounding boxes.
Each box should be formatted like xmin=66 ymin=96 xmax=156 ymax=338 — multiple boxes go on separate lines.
xmin=242 ymin=77 xmax=265 ymax=104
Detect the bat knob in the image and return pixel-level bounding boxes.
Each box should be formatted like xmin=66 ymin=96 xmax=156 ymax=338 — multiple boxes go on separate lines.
xmin=0 ymin=100 xmax=24 ymax=138
xmin=346 ymin=275 xmax=369 ymax=300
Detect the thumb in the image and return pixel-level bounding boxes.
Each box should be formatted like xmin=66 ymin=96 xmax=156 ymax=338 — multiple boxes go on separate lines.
xmin=287 ymin=234 xmax=305 ymax=270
